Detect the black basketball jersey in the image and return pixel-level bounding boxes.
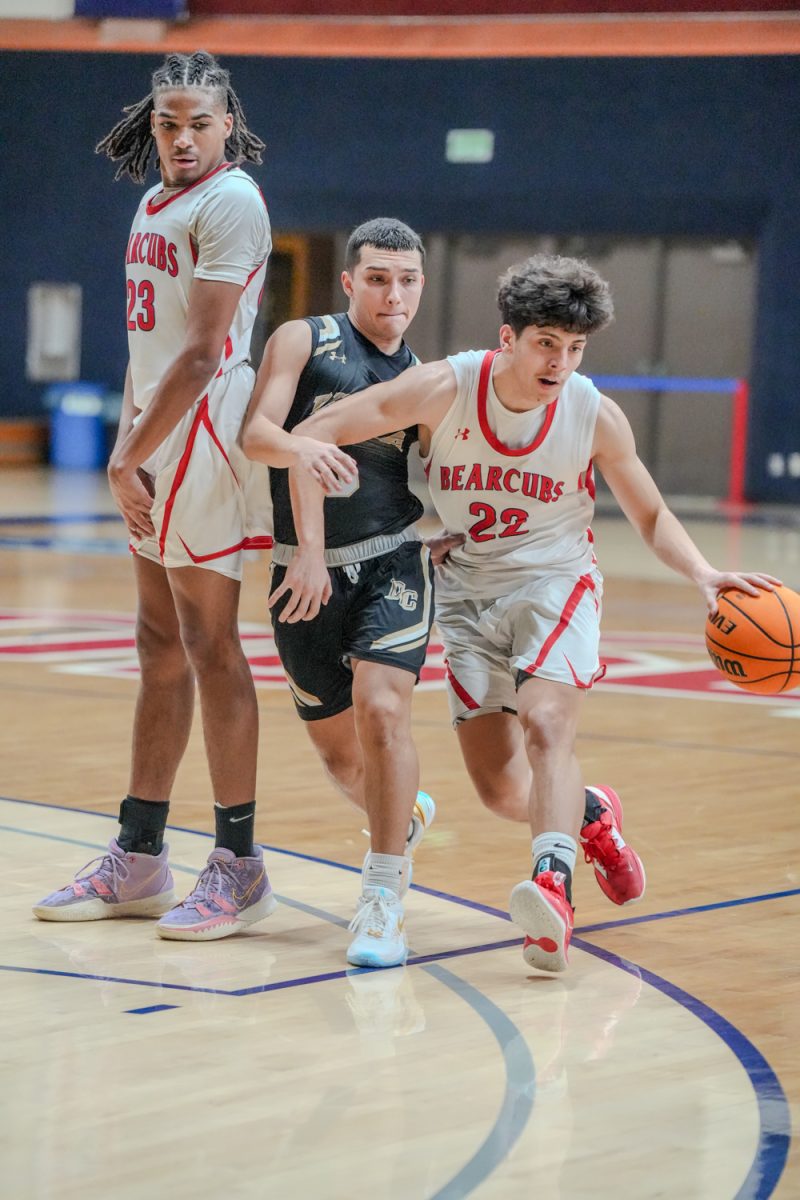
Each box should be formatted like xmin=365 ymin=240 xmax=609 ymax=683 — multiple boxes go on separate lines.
xmin=270 ymin=313 xmax=424 ymax=548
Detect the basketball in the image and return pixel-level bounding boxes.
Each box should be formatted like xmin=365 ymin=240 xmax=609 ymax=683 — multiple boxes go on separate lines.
xmin=705 ymin=584 xmax=800 ymax=694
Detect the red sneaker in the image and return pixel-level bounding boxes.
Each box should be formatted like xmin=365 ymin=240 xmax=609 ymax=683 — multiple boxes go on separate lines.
xmin=581 ymin=785 xmax=646 ymax=906
xmin=510 ymin=871 xmax=574 ymax=973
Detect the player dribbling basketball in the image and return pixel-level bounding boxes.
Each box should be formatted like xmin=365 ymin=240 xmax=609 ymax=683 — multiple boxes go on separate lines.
xmin=292 ymin=253 xmax=780 ymax=973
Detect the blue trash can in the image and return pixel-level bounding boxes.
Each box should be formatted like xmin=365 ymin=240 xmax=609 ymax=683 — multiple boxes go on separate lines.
xmin=46 ymin=383 xmax=108 ymax=470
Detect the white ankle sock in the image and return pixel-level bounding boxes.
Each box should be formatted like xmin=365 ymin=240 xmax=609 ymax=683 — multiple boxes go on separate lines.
xmin=532 ymin=832 xmax=577 ymax=876
xmin=363 ymin=852 xmax=408 ymax=897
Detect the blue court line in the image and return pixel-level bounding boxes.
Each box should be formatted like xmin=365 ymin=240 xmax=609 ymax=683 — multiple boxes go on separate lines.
xmin=2 ymin=795 xmax=791 ymax=1198
xmin=573 ymin=940 xmax=789 ymax=1200
xmin=0 ymin=536 xmax=127 ymax=554
xmin=0 ymin=513 xmax=120 ymax=527
xmin=425 ymin=962 xmax=535 ymax=1200
xmin=590 ymin=374 xmax=739 ymax=393
xmin=127 ymin=1004 xmax=179 ymax=1014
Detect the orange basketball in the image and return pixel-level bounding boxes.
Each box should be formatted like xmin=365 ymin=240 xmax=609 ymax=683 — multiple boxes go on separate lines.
xmin=705 ymin=584 xmax=800 ymax=694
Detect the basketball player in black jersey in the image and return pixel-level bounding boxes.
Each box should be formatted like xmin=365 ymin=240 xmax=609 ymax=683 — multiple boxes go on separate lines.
xmin=243 ymin=218 xmax=445 ymax=967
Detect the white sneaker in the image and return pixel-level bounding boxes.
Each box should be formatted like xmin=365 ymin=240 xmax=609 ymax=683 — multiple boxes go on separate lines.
xmin=347 ymin=887 xmax=407 ymax=968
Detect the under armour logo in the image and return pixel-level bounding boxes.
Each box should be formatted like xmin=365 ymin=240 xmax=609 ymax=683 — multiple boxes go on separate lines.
xmin=455 ymin=427 xmax=470 ymax=440
xmin=329 ymin=351 xmax=347 ymax=363
xmin=386 ymin=579 xmax=419 ymax=612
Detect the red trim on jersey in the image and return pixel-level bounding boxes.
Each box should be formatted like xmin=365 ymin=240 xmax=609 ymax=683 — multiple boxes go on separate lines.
xmin=243 ymin=259 xmax=265 ymax=291
xmin=476 ymin=349 xmax=558 ymax=458
xmin=223 ymin=335 xmax=233 ymax=361
xmin=189 ymin=236 xmax=199 ymax=266
xmin=445 ymin=660 xmax=480 ymax=710
xmin=146 ymin=162 xmax=233 ymax=215
xmin=523 ymin=572 xmax=597 ymax=677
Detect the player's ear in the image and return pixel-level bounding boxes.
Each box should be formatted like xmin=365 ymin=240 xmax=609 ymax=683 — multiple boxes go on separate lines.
xmin=341 ymin=270 xmax=354 ymax=298
xmin=498 ymin=324 xmax=515 ymax=351
xmin=224 ymin=112 xmax=233 ymax=139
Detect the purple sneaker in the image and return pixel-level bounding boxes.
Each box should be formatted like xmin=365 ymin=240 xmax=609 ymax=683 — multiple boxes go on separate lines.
xmin=33 ymin=839 xmax=176 ymax=922
xmin=156 ymin=846 xmax=276 ymax=941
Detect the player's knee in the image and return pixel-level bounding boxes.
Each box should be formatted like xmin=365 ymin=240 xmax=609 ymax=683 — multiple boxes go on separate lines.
xmin=520 ymin=704 xmax=570 ymax=757
xmin=178 ymin=620 xmax=238 ymax=674
xmin=354 ymin=690 xmax=409 ymax=747
xmin=136 ymin=614 xmax=188 ymax=677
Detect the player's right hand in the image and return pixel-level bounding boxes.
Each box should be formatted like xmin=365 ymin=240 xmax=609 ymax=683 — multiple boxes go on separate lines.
xmin=107 ymin=458 xmax=156 ymax=541
xmin=425 ymin=528 xmax=466 ymax=567
xmin=293 ymin=437 xmax=358 ymax=496
xmin=268 ymin=547 xmax=332 ymax=623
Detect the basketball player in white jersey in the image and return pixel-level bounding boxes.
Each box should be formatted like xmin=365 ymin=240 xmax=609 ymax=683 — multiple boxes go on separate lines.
xmin=33 ymin=51 xmax=353 ymax=939
xmin=291 ymin=253 xmax=778 ymax=973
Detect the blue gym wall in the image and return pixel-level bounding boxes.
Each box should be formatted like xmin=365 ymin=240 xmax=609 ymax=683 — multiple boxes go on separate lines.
xmin=1 ymin=51 xmax=798 ymax=501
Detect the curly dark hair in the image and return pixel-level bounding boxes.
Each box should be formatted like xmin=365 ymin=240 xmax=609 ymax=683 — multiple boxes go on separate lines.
xmin=96 ymin=50 xmax=264 ymax=183
xmin=497 ymin=254 xmax=614 ymax=336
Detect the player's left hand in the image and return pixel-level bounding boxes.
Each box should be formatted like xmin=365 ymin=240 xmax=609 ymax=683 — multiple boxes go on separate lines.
xmin=425 ymin=528 xmax=466 ymax=567
xmin=108 ymin=458 xmax=156 ymax=540
xmin=268 ymin=547 xmax=332 ymax=623
xmin=702 ymin=570 xmax=782 ymax=615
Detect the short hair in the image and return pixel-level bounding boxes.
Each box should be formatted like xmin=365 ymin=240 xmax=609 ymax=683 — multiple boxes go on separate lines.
xmin=96 ymin=50 xmax=264 ymax=183
xmin=345 ymin=218 xmax=425 ymax=272
xmin=497 ymin=254 xmax=614 ymax=336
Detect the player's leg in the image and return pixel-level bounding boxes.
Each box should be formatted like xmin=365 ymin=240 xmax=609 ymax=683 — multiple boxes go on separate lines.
xmin=155 ymin=563 xmax=275 ymax=941
xmin=508 ymin=675 xmax=583 ymax=973
xmin=455 ymin=711 xmax=529 ymax=822
xmin=351 ymin=658 xmax=419 ymax=858
xmin=344 ymin=541 xmax=435 ymax=967
xmin=32 ymin=555 xmax=188 ymax=922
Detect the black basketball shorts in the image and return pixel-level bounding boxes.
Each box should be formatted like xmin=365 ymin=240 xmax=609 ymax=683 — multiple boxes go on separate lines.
xmin=270 ymin=539 xmax=434 ymax=722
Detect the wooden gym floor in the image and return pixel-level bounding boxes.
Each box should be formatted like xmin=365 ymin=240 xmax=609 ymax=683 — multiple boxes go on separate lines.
xmin=1 ymin=466 xmax=798 ymax=1199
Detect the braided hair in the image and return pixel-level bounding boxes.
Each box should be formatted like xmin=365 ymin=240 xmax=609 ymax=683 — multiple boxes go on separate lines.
xmin=96 ymin=50 xmax=264 ymax=183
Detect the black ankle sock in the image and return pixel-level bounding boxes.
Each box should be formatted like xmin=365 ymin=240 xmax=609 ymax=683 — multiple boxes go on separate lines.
xmin=215 ymin=801 xmax=256 ymax=858
xmin=533 ymin=854 xmax=574 ymax=905
xmin=118 ymin=795 xmax=169 ymax=855
xmin=582 ymin=788 xmax=604 ymax=828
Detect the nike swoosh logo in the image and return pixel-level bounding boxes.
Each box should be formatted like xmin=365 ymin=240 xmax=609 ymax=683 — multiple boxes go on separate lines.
xmin=229 ymin=814 xmax=254 ymax=824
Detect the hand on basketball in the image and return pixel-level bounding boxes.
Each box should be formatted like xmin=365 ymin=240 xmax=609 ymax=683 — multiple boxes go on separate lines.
xmin=703 ymin=570 xmax=782 ymax=615
xmin=293 ymin=437 xmax=358 ymax=497
xmin=107 ymin=458 xmax=155 ymax=541
xmin=269 ymin=547 xmax=332 ymax=623
xmin=425 ymin=528 xmax=466 ymax=567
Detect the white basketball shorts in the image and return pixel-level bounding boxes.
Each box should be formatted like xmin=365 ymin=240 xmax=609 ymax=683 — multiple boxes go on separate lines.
xmin=435 ymin=566 xmax=605 ymax=724
xmin=131 ymin=363 xmax=271 ymax=581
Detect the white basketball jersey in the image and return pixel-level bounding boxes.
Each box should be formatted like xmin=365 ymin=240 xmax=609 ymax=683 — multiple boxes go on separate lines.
xmin=425 ymin=349 xmax=601 ymax=601
xmin=125 ymin=163 xmax=271 ymax=411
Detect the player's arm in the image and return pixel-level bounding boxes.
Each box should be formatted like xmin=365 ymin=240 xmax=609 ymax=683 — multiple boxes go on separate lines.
xmin=593 ymin=394 xmax=780 ymax=613
xmin=268 ymin=465 xmax=332 ymax=624
xmin=107 ymin=277 xmax=244 ymax=534
xmin=108 ymin=364 xmax=157 ymax=539
xmin=293 ymin=359 xmax=457 ymax=446
xmin=242 ymin=321 xmax=357 ymax=492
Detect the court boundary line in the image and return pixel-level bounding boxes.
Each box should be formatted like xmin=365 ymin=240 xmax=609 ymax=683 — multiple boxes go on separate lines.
xmin=2 ymin=794 xmax=790 ymax=1198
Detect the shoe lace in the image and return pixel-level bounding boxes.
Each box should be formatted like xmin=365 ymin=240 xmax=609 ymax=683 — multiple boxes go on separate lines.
xmin=583 ymin=813 xmax=622 ymax=866
xmin=74 ymin=851 xmax=128 ymax=889
xmin=348 ymin=891 xmax=395 ymax=936
xmin=181 ymin=857 xmax=229 ymax=910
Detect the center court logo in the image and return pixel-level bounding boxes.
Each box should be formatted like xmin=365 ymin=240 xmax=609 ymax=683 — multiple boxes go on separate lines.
xmin=0 ymin=609 xmax=799 ymax=712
